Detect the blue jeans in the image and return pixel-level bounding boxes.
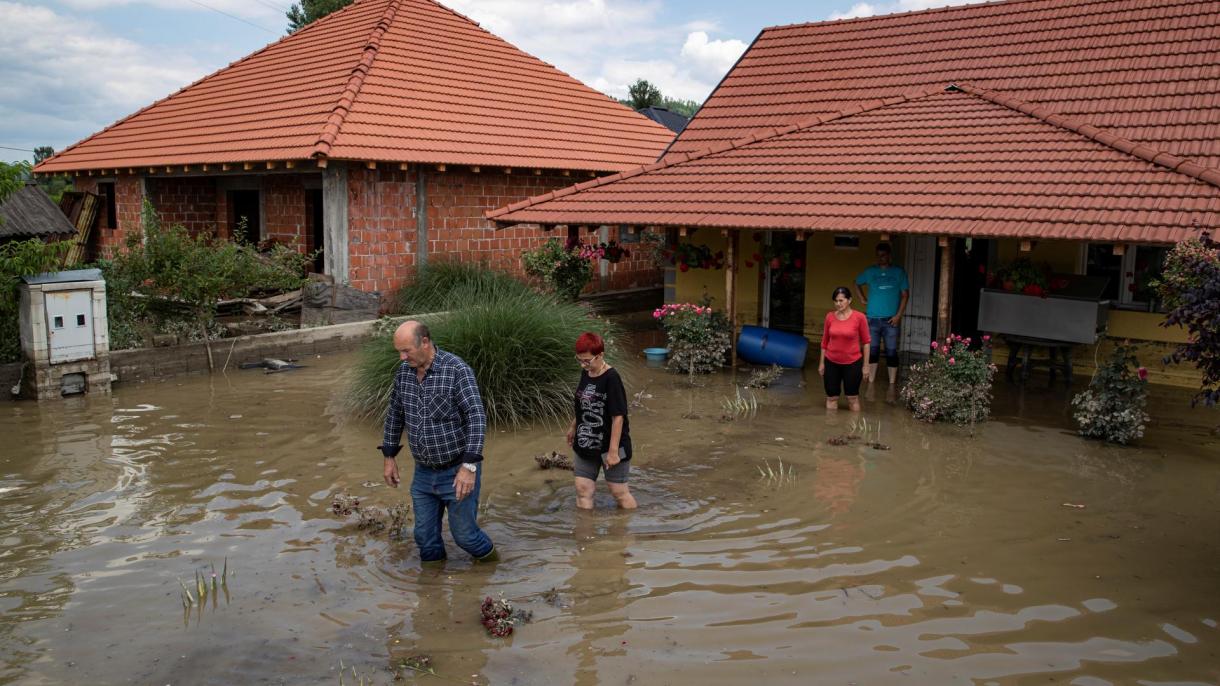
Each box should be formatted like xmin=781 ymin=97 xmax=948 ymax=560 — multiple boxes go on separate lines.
xmin=867 ymin=317 xmax=901 ymax=367
xmin=409 ymin=463 xmax=493 ymax=562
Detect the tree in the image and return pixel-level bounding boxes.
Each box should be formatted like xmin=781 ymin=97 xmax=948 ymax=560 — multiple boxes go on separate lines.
xmin=286 ymin=0 xmax=353 ymax=32
xmin=627 ymin=79 xmax=663 ymax=110
xmin=0 ymin=161 xmax=28 ymax=205
xmin=1157 ymin=233 xmax=1220 ymax=407
xmin=33 ymin=146 xmax=54 ymax=165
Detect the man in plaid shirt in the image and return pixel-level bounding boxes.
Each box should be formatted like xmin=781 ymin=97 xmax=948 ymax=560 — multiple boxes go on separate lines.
xmin=380 ymin=320 xmax=496 ymax=563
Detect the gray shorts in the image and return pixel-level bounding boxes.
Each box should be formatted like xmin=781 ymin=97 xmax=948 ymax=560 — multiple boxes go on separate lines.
xmin=573 ymin=447 xmax=630 ymax=484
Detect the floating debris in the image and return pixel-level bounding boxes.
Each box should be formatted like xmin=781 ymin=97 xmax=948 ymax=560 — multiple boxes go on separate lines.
xmin=534 ymin=452 xmax=573 ymax=470
xmin=745 ymin=364 xmax=784 ymax=389
xmin=480 ymin=595 xmax=532 ymax=637
xmin=330 ymin=492 xmax=410 ymax=538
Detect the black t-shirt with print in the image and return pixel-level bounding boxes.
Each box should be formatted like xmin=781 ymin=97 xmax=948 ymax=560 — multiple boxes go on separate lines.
xmin=573 ymin=367 xmax=632 ymax=461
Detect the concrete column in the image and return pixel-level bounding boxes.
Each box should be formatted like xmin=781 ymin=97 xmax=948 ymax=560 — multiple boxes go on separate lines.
xmin=416 ymin=168 xmax=428 ymax=268
xmin=322 ymin=165 xmax=350 ymax=282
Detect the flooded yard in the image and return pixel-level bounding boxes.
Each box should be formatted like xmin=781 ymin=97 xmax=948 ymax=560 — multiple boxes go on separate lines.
xmin=1 ymin=345 xmax=1218 ymax=685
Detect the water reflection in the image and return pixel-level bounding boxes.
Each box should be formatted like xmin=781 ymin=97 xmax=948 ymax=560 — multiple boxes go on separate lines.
xmin=0 ymin=351 xmax=1217 ymax=686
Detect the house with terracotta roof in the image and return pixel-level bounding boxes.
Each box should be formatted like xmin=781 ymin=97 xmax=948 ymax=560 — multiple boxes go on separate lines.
xmin=489 ymin=0 xmax=1220 ymax=385
xmin=32 ymin=0 xmax=673 ymax=296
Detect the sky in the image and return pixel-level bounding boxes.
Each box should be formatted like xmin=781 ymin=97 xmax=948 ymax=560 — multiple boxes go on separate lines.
xmin=0 ymin=0 xmax=983 ymax=164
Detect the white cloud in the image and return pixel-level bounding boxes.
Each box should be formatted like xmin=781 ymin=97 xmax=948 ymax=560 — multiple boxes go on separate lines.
xmin=56 ymin=0 xmax=282 ymax=22
xmin=680 ymin=31 xmax=747 ymax=80
xmin=447 ymin=0 xmax=741 ymax=103
xmin=829 ymin=0 xmax=988 ymax=20
xmin=0 ymin=2 xmax=211 ymax=159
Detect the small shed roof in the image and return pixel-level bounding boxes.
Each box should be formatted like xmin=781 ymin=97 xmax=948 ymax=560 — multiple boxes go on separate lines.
xmin=34 ymin=0 xmax=672 ymax=175
xmin=488 ymin=85 xmax=1220 ymax=243
xmin=0 ymin=185 xmax=76 ymax=240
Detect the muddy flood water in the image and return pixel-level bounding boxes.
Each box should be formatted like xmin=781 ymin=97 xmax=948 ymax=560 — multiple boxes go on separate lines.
xmin=2 ymin=342 xmax=1219 ymax=686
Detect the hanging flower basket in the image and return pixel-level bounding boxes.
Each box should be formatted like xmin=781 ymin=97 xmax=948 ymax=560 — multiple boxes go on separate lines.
xmin=665 ymin=243 xmax=725 ymax=271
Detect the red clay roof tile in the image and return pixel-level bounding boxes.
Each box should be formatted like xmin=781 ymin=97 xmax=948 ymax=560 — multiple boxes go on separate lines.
xmin=35 ymin=0 xmax=671 ymax=174
xmin=669 ymin=0 xmax=1220 ymax=167
xmin=489 ymin=87 xmax=1219 ymax=243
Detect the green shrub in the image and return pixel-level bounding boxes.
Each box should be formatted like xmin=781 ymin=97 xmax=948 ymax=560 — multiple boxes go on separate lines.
xmin=901 ymin=333 xmax=997 ymax=425
xmin=391 ymin=260 xmax=535 ymax=315
xmin=1072 ymin=343 xmax=1150 ymax=444
xmin=521 ymin=237 xmax=592 ymax=301
xmin=348 ymin=291 xmax=623 ymax=427
xmin=100 ymin=201 xmax=312 ymax=346
xmin=0 ymin=239 xmax=71 ymax=362
xmin=652 ymin=302 xmax=730 ymax=375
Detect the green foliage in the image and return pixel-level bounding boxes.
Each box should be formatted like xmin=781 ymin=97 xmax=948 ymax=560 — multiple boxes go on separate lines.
xmin=286 ymin=0 xmax=353 ymax=31
xmin=521 ymin=237 xmax=593 ymax=301
xmin=652 ymin=301 xmax=731 ymax=376
xmin=627 ymin=79 xmax=662 ymax=110
xmin=0 ymin=239 xmax=71 ymax=362
xmin=1155 ymin=235 xmax=1220 ymax=406
xmin=32 ymin=147 xmax=53 ymax=165
xmin=1072 ymin=343 xmax=1150 ymax=444
xmin=901 ymin=333 xmax=997 ymax=425
xmin=987 ymin=257 xmax=1049 ymax=295
xmin=391 ymin=260 xmax=535 ymax=315
xmin=0 ymin=161 xmax=30 ymax=206
xmin=101 ymin=201 xmax=313 ymax=347
xmin=618 ymin=80 xmax=701 ymax=117
xmin=348 ymin=289 xmax=623 ymax=427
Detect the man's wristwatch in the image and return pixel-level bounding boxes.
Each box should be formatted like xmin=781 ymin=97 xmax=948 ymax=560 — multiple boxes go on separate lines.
xmin=461 ymin=463 xmax=478 ymax=473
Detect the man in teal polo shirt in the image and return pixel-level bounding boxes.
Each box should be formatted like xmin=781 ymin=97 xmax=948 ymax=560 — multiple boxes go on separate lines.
xmin=855 ymin=242 xmax=909 ymax=385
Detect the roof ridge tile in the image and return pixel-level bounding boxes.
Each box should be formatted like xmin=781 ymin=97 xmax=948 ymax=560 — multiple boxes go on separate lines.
xmin=312 ymin=0 xmax=401 ymax=159
xmin=956 ymin=81 xmax=1220 ymax=189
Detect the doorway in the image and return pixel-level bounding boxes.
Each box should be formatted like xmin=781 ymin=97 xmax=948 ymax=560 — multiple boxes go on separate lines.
xmin=763 ymin=232 xmax=806 ymax=335
xmin=306 ymin=189 xmax=325 ymax=273
xmin=228 ymin=190 xmax=261 ymax=244
xmin=950 ymin=238 xmax=992 ymax=340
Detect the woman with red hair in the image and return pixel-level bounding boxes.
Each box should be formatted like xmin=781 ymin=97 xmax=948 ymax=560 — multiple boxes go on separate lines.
xmin=566 ymin=332 xmax=637 ymax=509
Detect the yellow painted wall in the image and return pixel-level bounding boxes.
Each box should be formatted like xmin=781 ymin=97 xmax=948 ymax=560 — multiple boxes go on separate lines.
xmin=802 ymin=233 xmax=892 ymax=340
xmin=670 ymin=231 xmax=761 ymax=325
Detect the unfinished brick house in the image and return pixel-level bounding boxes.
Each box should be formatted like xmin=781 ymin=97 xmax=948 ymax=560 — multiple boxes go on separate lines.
xmin=32 ymin=0 xmax=673 ymax=295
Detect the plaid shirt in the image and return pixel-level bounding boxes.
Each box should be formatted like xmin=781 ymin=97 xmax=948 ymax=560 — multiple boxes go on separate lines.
xmin=380 ymin=348 xmax=486 ymax=467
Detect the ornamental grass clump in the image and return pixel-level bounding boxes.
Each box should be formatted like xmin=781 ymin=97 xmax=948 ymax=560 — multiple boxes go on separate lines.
xmin=347 ymin=288 xmax=622 ymax=427
xmin=391 ymin=260 xmax=535 ymax=315
xmin=653 ymin=302 xmax=731 ymax=376
xmin=1071 ymin=343 xmax=1150 ymax=445
xmin=901 ymin=334 xmax=997 ymax=425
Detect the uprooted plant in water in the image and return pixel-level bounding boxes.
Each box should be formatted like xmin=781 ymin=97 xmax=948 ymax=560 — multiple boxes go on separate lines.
xmin=330 ymin=492 xmax=410 ymax=538
xmin=481 ymin=595 xmax=533 ymax=637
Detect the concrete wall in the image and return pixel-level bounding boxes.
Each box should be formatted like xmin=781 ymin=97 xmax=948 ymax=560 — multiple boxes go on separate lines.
xmin=108 ymin=320 xmax=376 ymax=385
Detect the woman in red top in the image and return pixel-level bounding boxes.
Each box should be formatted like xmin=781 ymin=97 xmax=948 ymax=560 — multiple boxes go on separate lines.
xmin=818 ymin=286 xmax=872 ymax=411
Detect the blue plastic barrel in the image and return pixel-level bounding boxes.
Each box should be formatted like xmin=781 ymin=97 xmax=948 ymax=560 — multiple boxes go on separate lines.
xmin=737 ymin=325 xmax=809 ymax=368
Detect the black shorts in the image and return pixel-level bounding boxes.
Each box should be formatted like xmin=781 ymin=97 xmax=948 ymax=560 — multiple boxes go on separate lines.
xmin=573 ymin=448 xmax=630 ymax=484
xmin=824 ymin=358 xmax=864 ymax=397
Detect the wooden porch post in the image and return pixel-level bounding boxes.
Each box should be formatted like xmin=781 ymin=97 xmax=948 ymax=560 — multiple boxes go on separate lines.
xmin=725 ymin=230 xmax=738 ymax=368
xmin=936 ymin=237 xmax=954 ymax=340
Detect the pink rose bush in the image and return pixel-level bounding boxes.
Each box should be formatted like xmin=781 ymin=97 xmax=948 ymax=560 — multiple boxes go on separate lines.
xmin=653 ymin=301 xmax=730 ymax=375
xmin=901 ymin=333 xmax=997 ymax=425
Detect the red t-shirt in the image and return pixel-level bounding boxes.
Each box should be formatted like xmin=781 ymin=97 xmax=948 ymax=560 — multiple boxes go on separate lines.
xmin=821 ymin=310 xmax=870 ymax=364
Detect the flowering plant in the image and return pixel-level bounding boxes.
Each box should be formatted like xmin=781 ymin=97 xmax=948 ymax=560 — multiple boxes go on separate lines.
xmin=522 ymin=237 xmax=593 ymax=300
xmin=579 ymin=241 xmax=631 ymax=263
xmin=1155 ymin=234 xmax=1220 ymax=407
xmin=1071 ymin=342 xmax=1150 ymax=444
xmin=665 ymin=243 xmax=724 ymax=271
xmin=986 ymin=258 xmax=1064 ymax=297
xmin=653 ymin=301 xmax=731 ymax=375
xmin=901 ymin=333 xmax=997 ymax=425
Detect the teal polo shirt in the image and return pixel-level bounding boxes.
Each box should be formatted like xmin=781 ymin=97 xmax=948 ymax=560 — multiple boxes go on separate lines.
xmin=855 ymin=265 xmax=910 ymax=318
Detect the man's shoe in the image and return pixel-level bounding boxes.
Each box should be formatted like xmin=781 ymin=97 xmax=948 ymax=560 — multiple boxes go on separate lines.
xmin=475 ymin=548 xmax=500 ymax=563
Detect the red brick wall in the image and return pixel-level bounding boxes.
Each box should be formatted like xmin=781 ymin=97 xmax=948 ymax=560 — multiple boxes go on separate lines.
xmin=147 ymin=177 xmax=217 ymax=235
xmin=75 ymin=175 xmax=144 ymax=255
xmin=346 ymin=166 xmax=661 ymax=295
xmin=264 ymin=175 xmax=308 ymax=248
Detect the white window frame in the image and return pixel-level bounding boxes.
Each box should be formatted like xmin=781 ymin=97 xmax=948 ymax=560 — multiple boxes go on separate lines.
xmin=1078 ymin=243 xmax=1167 ymax=311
